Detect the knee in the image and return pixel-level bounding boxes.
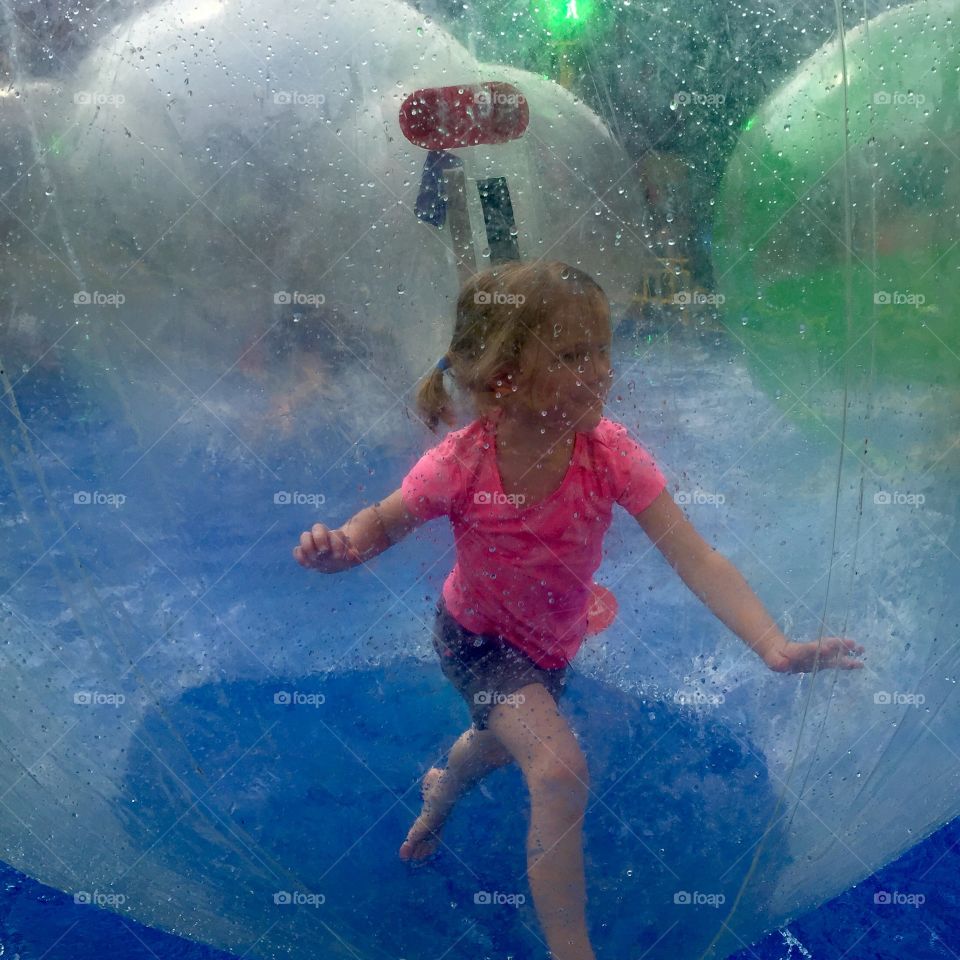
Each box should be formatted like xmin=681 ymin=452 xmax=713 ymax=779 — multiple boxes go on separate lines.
xmin=527 ymin=754 xmax=590 ymax=807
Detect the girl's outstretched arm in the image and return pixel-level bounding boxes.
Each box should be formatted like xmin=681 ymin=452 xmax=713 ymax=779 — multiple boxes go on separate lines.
xmin=634 ymin=490 xmax=864 ymax=673
xmin=293 ymin=488 xmax=424 ymax=572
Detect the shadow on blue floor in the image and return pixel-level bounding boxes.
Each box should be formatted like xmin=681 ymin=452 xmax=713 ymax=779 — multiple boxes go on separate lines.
xmin=1 ymin=661 xmax=955 ymax=958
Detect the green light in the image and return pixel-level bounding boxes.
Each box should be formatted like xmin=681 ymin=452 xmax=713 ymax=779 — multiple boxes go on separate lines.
xmin=529 ymin=0 xmax=604 ymax=38
xmin=743 ymin=116 xmax=757 ymax=131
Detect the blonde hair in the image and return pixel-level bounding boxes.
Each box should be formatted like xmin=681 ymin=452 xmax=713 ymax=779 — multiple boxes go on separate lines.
xmin=415 ymin=260 xmax=609 ymax=432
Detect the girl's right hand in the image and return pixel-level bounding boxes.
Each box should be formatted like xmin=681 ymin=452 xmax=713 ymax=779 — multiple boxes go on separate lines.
xmin=293 ymin=523 xmax=361 ymax=573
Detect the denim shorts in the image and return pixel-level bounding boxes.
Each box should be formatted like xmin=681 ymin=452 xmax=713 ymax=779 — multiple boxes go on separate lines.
xmin=431 ymin=596 xmax=568 ymax=731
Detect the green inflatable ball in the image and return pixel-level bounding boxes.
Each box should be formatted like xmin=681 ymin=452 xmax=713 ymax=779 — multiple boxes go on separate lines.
xmin=714 ymin=0 xmax=959 ymax=439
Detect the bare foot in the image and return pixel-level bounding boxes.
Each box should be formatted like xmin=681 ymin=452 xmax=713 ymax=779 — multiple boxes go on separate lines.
xmin=399 ymin=767 xmax=447 ymax=861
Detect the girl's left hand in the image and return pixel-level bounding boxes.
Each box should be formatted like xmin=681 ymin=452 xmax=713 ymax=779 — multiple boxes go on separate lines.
xmin=767 ymin=637 xmax=865 ymax=673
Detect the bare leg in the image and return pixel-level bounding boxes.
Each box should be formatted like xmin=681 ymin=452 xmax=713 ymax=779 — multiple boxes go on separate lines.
xmin=487 ymin=684 xmax=596 ymax=960
xmin=526 ymin=776 xmax=592 ymax=960
xmin=399 ymin=725 xmax=513 ymax=860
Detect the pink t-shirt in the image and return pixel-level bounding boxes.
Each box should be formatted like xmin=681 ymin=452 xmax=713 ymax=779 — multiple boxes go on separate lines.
xmin=400 ymin=415 xmax=667 ymax=668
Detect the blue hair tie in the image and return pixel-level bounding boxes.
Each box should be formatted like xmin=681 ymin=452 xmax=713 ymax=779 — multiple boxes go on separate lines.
xmin=436 ymin=355 xmax=451 ymax=372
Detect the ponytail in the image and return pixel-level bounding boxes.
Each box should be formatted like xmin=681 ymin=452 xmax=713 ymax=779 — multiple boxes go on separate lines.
xmin=414 ymin=359 xmax=458 ymax=433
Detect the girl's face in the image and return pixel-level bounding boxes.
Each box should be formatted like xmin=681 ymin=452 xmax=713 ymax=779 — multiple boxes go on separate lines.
xmin=506 ymin=304 xmax=613 ymax=432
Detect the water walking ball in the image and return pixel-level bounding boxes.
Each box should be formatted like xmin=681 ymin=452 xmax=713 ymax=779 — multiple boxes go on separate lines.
xmin=713 ymin=0 xmax=959 ymax=438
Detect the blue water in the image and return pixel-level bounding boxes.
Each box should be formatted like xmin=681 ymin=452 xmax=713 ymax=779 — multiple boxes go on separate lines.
xmin=1 ymin=815 xmax=957 ymax=959
xmin=0 ymin=660 xmax=956 ymax=958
